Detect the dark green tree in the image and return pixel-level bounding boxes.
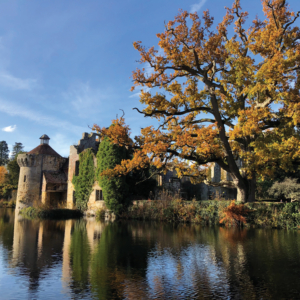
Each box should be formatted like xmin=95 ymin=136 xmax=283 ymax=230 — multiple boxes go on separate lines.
xmin=69 ymin=220 xmax=91 ymax=294
xmin=72 ymin=148 xmax=95 ymax=211
xmin=6 ymin=152 xmax=24 ymax=187
xmin=96 ymin=137 xmax=129 ymax=214
xmin=11 ymin=142 xmax=24 ymax=159
xmin=126 ymin=168 xmax=157 ymax=199
xmin=0 ymin=141 xmax=9 ymax=166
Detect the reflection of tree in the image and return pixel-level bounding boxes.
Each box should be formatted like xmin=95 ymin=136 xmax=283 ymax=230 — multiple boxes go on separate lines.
xmin=90 ymin=222 xmax=151 ymax=299
xmin=233 ymin=229 xmax=300 ymax=299
xmin=69 ymin=219 xmax=91 ymax=296
xmin=0 ymin=209 xmax=14 ymax=252
xmin=2 ymin=212 xmax=300 ymax=299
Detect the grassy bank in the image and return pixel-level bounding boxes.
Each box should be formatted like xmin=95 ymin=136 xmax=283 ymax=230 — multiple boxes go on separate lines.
xmin=19 ymin=207 xmax=83 ymax=220
xmin=119 ymin=200 xmax=300 ymax=230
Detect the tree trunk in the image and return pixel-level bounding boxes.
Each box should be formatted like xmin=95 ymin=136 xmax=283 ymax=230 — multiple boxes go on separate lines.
xmin=236 ymin=176 xmax=256 ymax=203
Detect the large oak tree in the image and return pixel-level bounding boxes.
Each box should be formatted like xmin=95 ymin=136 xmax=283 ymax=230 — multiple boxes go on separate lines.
xmin=94 ymin=0 xmax=300 ymax=202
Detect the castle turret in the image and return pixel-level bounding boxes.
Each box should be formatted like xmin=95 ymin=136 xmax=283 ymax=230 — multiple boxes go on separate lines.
xmin=16 ymin=135 xmax=67 ymax=211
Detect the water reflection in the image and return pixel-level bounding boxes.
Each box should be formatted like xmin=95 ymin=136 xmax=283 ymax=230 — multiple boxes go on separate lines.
xmin=1 ymin=209 xmax=300 ymax=299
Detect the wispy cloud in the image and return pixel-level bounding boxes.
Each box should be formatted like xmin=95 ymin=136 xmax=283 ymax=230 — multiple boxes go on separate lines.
xmin=0 ymin=98 xmax=86 ymax=134
xmin=51 ymin=133 xmax=74 ymax=157
xmin=0 ymin=37 xmax=37 ymax=90
xmin=190 ymin=0 xmax=207 ymax=13
xmin=0 ymin=71 xmax=37 ymax=90
xmin=129 ymin=86 xmax=150 ymax=98
xmin=2 ymin=125 xmax=16 ymax=132
xmin=63 ymin=82 xmax=109 ymax=117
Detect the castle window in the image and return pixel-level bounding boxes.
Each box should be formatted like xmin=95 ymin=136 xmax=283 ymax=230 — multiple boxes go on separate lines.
xmin=24 ymin=175 xmax=26 ymax=182
xmin=95 ymin=190 xmax=103 ymax=201
xmin=73 ymin=191 xmax=76 ymax=204
xmin=75 ymin=161 xmax=79 ymax=176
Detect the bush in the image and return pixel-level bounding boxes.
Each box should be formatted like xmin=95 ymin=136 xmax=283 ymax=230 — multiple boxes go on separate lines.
xmin=219 ymin=200 xmax=251 ymax=227
xmin=268 ymin=178 xmax=300 ymax=201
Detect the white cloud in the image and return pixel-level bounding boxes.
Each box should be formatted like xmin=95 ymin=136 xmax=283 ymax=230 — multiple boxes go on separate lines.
xmin=190 ymin=0 xmax=207 ymax=13
xmin=0 ymin=72 xmax=37 ymax=90
xmin=0 ymin=98 xmax=86 ymax=135
xmin=2 ymin=125 xmax=16 ymax=132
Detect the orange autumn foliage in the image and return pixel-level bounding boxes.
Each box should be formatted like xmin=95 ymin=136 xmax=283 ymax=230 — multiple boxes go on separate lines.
xmin=219 ymin=201 xmax=251 ymax=226
xmin=0 ymin=166 xmax=7 ymax=184
xmin=94 ymin=0 xmax=300 ymax=203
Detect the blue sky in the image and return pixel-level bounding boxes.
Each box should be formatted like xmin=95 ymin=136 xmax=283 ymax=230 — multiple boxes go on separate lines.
xmin=0 ymin=0 xmax=299 ymax=157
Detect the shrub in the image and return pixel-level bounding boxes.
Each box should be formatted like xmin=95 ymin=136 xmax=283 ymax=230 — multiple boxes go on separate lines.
xmin=95 ymin=208 xmax=106 ymax=220
xmin=220 ymin=200 xmax=251 ymax=226
xmin=268 ymin=178 xmax=300 ymax=201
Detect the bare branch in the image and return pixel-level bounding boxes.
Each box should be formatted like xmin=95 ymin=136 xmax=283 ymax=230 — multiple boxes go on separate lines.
xmin=204 ymin=179 xmax=236 ymax=189
xmin=132 ymin=106 xmax=214 ymax=117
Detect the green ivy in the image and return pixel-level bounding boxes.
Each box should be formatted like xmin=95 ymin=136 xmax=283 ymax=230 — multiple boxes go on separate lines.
xmin=72 ymin=148 xmax=95 ymax=211
xmin=96 ymin=137 xmax=129 ymax=214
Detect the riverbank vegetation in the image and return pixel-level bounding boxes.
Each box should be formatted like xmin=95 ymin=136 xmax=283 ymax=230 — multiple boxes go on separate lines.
xmin=117 ymin=198 xmax=300 ymax=230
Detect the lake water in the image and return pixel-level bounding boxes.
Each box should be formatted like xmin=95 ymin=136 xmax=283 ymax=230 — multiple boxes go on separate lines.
xmin=1 ymin=208 xmax=300 ymax=299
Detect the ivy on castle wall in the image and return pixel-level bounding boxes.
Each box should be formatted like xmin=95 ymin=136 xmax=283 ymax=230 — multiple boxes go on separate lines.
xmin=72 ymin=148 xmax=95 ymax=211
xmin=96 ymin=137 xmax=129 ymax=214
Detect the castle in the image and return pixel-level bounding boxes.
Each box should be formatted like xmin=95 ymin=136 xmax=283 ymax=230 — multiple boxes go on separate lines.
xmin=15 ymin=133 xmax=237 ymax=212
xmin=15 ymin=133 xmax=105 ymax=213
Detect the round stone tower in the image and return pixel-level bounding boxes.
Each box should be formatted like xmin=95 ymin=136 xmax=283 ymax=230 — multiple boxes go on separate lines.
xmin=15 ymin=135 xmax=67 ymax=211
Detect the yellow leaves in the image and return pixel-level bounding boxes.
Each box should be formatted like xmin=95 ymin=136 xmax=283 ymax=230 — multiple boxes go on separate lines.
xmin=230 ymin=107 xmax=270 ymax=139
xmin=0 ymin=166 xmax=7 ymax=184
xmin=96 ymin=1 xmax=300 ymax=186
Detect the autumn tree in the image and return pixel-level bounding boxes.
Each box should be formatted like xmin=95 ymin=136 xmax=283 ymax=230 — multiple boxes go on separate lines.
xmin=0 ymin=166 xmax=7 ymax=184
xmin=94 ymin=0 xmax=300 ymax=203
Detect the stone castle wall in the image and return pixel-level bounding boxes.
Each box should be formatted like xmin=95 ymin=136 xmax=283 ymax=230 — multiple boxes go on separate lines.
xmin=16 ymin=153 xmax=66 ymax=211
xmin=66 ymin=132 xmax=100 ymax=209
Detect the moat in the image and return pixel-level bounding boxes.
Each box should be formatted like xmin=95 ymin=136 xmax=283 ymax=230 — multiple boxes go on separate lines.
xmin=1 ymin=208 xmax=300 ymax=299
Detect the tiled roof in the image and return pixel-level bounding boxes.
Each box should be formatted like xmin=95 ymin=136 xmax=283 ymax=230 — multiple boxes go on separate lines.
xmin=43 ymin=170 xmax=67 ymax=184
xmin=28 ymin=144 xmax=61 ymax=157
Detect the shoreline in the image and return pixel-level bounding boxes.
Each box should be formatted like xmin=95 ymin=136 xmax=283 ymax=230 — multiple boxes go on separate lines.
xmin=10 ymin=200 xmax=300 ymax=230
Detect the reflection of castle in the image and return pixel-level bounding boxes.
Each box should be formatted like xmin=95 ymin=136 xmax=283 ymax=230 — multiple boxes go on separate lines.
xmin=10 ymin=216 xmax=107 ymax=296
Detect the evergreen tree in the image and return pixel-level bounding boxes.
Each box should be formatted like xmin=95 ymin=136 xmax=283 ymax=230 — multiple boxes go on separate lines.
xmin=72 ymin=148 xmax=95 ymax=211
xmin=96 ymin=137 xmax=129 ymax=214
xmin=0 ymin=141 xmax=9 ymax=166
xmin=11 ymin=142 xmax=24 ymax=159
xmin=6 ymin=152 xmax=23 ymax=187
